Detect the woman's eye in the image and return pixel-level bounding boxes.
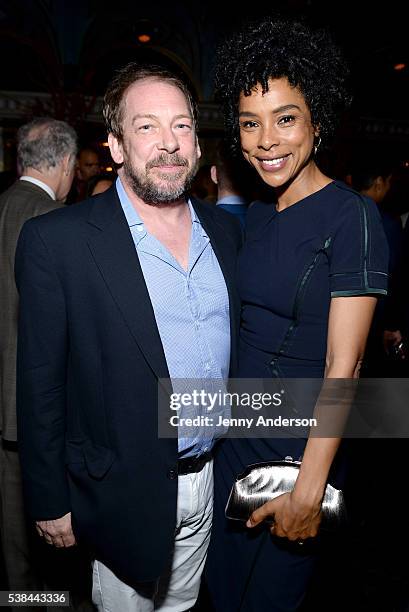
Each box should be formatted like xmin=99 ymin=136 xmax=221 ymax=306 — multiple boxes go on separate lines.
xmin=278 ymin=115 xmax=295 ymax=125
xmin=240 ymin=120 xmax=259 ymax=129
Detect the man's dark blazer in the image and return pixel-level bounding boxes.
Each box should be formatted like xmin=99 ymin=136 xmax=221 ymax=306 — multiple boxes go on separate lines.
xmin=0 ymin=179 xmax=62 ymax=442
xmin=15 ymin=185 xmax=242 ymax=588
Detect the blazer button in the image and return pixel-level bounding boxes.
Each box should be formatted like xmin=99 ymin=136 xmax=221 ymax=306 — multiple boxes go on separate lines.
xmin=167 ymin=468 xmax=177 ymax=480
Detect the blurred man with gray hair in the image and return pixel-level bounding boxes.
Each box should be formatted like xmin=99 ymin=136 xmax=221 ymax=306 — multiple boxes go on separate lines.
xmin=0 ymin=117 xmax=77 ymax=604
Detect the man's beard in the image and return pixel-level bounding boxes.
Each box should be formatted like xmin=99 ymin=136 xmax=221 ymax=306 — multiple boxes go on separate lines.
xmin=123 ymin=152 xmax=199 ymax=205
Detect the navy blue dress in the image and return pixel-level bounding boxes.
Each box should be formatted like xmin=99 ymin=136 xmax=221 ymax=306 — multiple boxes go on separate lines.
xmin=206 ymin=181 xmax=388 ymax=611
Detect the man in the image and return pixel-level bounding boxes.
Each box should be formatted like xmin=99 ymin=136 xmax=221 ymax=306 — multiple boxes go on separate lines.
xmin=77 ymin=147 xmax=100 ymax=183
xmin=66 ymin=147 xmax=100 ymax=203
xmin=16 ymin=64 xmax=241 ymax=611
xmin=0 ymin=118 xmax=76 ymax=601
xmin=190 ymin=163 xmax=218 ymax=203
xmin=210 ymin=139 xmax=250 ymax=227
xmin=351 ymin=161 xmax=404 ymax=375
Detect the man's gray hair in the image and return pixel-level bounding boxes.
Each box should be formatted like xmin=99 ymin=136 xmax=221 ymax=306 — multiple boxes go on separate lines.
xmin=17 ymin=117 xmax=77 ymax=172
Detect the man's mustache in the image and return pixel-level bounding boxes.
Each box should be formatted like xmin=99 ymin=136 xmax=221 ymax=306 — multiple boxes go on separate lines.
xmin=146 ymin=154 xmax=188 ymax=170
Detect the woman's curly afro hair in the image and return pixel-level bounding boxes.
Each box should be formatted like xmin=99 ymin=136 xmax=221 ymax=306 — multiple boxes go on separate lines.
xmin=214 ymin=16 xmax=352 ymax=154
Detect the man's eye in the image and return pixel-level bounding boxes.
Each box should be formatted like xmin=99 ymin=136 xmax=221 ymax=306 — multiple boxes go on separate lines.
xmin=175 ymin=123 xmax=191 ymax=130
xmin=138 ymin=124 xmax=153 ymax=131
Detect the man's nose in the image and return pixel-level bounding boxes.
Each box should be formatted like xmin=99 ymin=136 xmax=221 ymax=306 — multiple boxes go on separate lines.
xmin=157 ymin=126 xmax=179 ymax=153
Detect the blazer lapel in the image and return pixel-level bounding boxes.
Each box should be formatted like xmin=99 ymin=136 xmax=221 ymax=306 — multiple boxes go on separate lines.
xmin=86 ymin=188 xmax=170 ymax=384
xmin=192 ymin=199 xmax=233 ymax=279
xmin=191 ymin=198 xmax=240 ymax=374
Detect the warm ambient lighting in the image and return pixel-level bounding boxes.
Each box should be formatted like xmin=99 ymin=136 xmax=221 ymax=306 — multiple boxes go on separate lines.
xmin=101 ymin=142 xmax=109 ymax=147
xmin=105 ymin=167 xmax=114 ymax=172
xmin=394 ymin=63 xmax=406 ymax=71
xmin=138 ymin=34 xmax=151 ymax=43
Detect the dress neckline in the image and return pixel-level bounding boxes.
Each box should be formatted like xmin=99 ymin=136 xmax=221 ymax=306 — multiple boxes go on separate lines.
xmin=274 ymin=180 xmax=336 ymax=216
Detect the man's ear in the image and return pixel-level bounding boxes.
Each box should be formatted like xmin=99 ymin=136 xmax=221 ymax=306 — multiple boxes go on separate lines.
xmin=108 ymin=133 xmax=124 ymax=165
xmin=210 ymin=165 xmax=218 ymax=185
xmin=62 ymin=154 xmax=74 ymax=176
xmin=374 ymin=176 xmax=383 ymax=191
xmin=196 ymin=136 xmax=201 ymax=162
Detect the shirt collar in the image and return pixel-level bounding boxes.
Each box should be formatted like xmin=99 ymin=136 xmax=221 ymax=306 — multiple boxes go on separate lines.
xmin=216 ymin=195 xmax=247 ymax=206
xmin=19 ymin=176 xmax=56 ymax=200
xmin=116 ymin=176 xmax=206 ymax=243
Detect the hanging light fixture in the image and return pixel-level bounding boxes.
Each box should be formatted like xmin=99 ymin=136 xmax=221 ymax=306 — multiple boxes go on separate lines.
xmin=137 ymin=34 xmax=151 ymax=44
xmin=134 ymin=19 xmax=155 ymax=45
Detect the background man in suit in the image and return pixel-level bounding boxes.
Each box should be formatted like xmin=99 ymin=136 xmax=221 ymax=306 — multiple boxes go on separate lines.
xmin=15 ymin=64 xmax=241 ymax=612
xmin=0 ymin=117 xmax=77 ymax=604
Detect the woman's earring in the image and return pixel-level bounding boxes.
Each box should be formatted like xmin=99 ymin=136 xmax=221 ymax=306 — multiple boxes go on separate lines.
xmin=314 ymin=136 xmax=322 ymax=155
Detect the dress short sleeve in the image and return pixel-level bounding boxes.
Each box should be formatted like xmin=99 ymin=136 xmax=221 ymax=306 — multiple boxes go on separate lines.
xmin=328 ymin=193 xmax=389 ymax=297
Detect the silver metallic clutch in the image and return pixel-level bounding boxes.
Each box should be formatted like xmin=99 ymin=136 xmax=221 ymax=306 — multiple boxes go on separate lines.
xmin=225 ymin=458 xmax=346 ymax=530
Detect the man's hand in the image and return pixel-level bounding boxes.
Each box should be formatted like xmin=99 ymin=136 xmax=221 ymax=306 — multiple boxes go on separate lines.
xmin=36 ymin=512 xmax=76 ymax=547
xmin=246 ymin=492 xmax=322 ymax=542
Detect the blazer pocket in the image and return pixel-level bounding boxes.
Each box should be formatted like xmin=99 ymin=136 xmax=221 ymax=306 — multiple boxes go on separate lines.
xmin=65 ymin=439 xmax=115 ymax=480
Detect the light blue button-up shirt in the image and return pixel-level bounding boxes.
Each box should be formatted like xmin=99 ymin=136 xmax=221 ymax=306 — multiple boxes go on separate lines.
xmin=116 ymin=177 xmax=230 ymax=456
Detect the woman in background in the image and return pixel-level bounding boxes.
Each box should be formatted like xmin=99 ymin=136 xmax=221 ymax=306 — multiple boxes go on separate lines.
xmin=206 ymin=16 xmax=388 ymax=611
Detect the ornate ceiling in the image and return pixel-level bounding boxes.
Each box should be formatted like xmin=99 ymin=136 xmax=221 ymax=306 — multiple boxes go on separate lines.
xmin=0 ymin=0 xmax=408 ymax=157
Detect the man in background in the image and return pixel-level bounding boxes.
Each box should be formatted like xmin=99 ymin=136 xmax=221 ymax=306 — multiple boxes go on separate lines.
xmin=0 ymin=117 xmax=77 ymax=607
xmin=66 ymin=146 xmax=100 ymax=203
xmin=351 ymin=160 xmax=404 ymax=375
xmin=210 ymin=139 xmax=251 ymax=227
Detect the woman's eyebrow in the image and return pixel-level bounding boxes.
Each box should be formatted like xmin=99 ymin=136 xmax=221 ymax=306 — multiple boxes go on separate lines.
xmin=239 ymin=104 xmax=301 ymax=118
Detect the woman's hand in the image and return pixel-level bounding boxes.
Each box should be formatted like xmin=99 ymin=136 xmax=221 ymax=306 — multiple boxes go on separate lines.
xmin=246 ymin=491 xmax=322 ymax=541
xmin=246 ymin=297 xmax=378 ymax=542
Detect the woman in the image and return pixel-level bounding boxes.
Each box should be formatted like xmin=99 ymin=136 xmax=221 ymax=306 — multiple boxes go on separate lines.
xmin=206 ymin=16 xmax=389 ymax=611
